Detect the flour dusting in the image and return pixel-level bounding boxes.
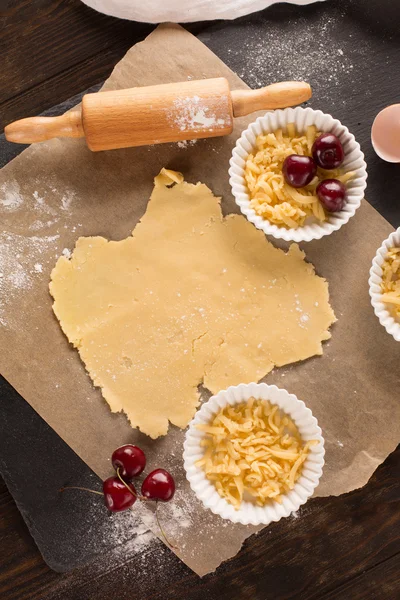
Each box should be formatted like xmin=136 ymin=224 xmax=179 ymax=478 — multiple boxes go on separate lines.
xmin=0 ymin=232 xmax=60 ymax=327
xmin=168 ymin=95 xmax=228 ymax=132
xmin=47 ymin=488 xmax=184 ymax=600
xmin=1 ymin=171 xmax=81 ymax=328
xmin=33 ymin=190 xmax=58 ymax=217
xmin=136 ymin=489 xmax=194 ymax=548
xmin=29 ymin=219 xmax=46 ymax=231
xmin=61 ymin=190 xmax=76 ymax=211
xmin=104 ymin=501 xmax=156 ymax=559
xmin=0 ymin=180 xmax=23 ymax=211
xmin=224 ymin=12 xmax=366 ymax=108
xmin=177 ymin=139 xmax=198 ymax=149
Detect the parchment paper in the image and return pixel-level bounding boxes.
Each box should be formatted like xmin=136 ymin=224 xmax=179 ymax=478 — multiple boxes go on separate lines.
xmin=0 ymin=24 xmax=399 ymax=576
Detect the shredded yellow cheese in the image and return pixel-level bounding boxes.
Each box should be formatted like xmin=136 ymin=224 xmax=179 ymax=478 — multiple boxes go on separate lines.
xmin=380 ymin=246 xmax=400 ymax=319
xmin=244 ymin=123 xmax=355 ymax=229
xmin=196 ymin=398 xmax=317 ymax=509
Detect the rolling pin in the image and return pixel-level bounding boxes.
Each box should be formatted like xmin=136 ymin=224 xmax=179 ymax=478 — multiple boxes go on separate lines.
xmin=4 ymin=78 xmax=311 ymax=152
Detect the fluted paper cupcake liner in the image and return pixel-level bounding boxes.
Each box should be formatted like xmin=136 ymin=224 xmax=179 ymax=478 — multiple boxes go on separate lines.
xmin=229 ymin=107 xmax=367 ymax=242
xmin=183 ymin=383 xmax=324 ymax=526
xmin=369 ymin=227 xmax=400 ymax=342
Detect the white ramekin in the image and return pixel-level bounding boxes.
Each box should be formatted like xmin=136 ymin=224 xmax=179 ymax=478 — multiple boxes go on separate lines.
xmin=229 ymin=107 xmax=368 ymax=242
xmin=368 ymin=227 xmax=400 ymax=342
xmin=183 ymin=382 xmax=324 ymax=526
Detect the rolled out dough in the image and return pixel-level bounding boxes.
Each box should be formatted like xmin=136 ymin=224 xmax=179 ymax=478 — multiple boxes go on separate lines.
xmin=50 ymin=169 xmax=336 ymax=439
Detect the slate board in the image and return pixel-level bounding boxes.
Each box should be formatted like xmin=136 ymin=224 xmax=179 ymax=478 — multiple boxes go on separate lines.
xmin=1 ymin=0 xmax=400 ymax=573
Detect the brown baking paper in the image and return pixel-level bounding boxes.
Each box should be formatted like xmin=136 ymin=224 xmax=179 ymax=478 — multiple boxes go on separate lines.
xmin=1 ymin=24 xmax=399 ymax=576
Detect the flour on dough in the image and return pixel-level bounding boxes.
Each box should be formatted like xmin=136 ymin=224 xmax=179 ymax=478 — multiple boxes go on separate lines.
xmin=50 ymin=169 xmax=336 ymax=438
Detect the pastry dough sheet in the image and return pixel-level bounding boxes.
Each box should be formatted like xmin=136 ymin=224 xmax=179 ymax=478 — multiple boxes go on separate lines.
xmin=50 ymin=170 xmax=335 ymax=438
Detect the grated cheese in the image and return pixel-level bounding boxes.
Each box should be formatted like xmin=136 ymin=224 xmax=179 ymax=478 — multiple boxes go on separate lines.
xmin=380 ymin=246 xmax=400 ymax=319
xmin=196 ymin=398 xmax=317 ymax=509
xmin=244 ymin=123 xmax=355 ymax=229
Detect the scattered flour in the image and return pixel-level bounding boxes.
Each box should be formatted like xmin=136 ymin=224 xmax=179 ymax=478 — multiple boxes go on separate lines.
xmin=8 ymin=267 xmax=30 ymax=290
xmin=29 ymin=219 xmax=46 ymax=231
xmin=177 ymin=139 xmax=198 ymax=149
xmin=33 ymin=190 xmax=45 ymax=206
xmin=46 ymin=489 xmax=184 ymax=600
xmin=1 ymin=172 xmax=81 ymax=328
xmin=129 ymin=488 xmax=194 ymax=553
xmin=62 ymin=248 xmax=72 ymax=259
xmin=224 ymin=12 xmax=364 ymax=108
xmin=0 ymin=232 xmax=60 ymax=327
xmin=104 ymin=502 xmax=156 ymax=559
xmin=168 ymin=96 xmax=227 ymax=132
xmin=0 ymin=180 xmax=23 ymax=211
xmin=61 ymin=190 xmax=76 ymax=211
xmin=33 ymin=189 xmax=59 ymax=217
xmin=81 ymin=485 xmax=196 ymax=565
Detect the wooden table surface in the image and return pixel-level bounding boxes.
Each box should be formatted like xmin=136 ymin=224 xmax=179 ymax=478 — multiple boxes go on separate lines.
xmin=1 ymin=1 xmax=399 ymax=599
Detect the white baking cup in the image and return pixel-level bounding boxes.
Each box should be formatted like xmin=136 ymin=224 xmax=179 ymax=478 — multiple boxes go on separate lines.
xmin=183 ymin=383 xmax=325 ymax=525
xmin=368 ymin=227 xmax=400 ymax=342
xmin=229 ymin=107 xmax=368 ymax=242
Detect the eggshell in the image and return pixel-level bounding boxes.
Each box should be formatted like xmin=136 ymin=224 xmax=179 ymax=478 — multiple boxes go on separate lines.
xmin=371 ymin=104 xmax=400 ymax=163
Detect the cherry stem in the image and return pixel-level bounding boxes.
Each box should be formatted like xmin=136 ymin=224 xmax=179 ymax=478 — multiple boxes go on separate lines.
xmin=61 ymin=475 xmax=179 ymax=553
xmin=155 ymin=501 xmax=179 ymax=553
xmin=116 ymin=468 xmax=147 ymax=501
xmin=59 ymin=486 xmax=103 ymax=496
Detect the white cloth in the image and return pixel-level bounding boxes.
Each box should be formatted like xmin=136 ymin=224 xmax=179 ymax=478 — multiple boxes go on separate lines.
xmin=81 ymin=0 xmax=325 ymax=24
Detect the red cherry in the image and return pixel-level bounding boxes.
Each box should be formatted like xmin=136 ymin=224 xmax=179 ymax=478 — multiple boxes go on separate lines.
xmin=282 ymin=154 xmax=317 ymax=188
xmin=103 ymin=476 xmax=137 ymax=512
xmin=141 ymin=469 xmax=175 ymax=502
xmin=312 ymin=133 xmax=344 ymax=169
xmin=316 ymin=179 xmax=347 ymax=212
xmin=112 ymin=444 xmax=146 ymax=479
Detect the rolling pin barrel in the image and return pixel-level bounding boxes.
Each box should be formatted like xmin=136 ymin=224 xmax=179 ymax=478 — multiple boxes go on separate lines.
xmin=82 ymin=78 xmax=233 ymax=151
xmin=4 ymin=78 xmax=312 ymax=151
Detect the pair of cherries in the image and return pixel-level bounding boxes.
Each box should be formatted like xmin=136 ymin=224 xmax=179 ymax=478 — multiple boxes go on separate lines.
xmin=103 ymin=444 xmax=175 ymax=512
xmin=283 ymin=133 xmax=347 ymax=212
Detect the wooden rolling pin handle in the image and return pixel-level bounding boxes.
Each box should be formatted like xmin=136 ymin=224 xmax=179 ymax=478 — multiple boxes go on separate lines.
xmin=4 ymin=110 xmax=84 ymax=144
xmin=231 ymin=81 xmax=312 ymax=117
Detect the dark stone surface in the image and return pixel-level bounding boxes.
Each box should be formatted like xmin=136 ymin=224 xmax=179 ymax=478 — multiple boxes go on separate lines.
xmin=0 ymin=380 xmax=108 ymax=571
xmin=1 ymin=0 xmax=399 ymax=574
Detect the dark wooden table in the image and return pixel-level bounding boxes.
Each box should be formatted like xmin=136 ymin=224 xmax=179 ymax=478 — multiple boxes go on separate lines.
xmin=1 ymin=1 xmax=399 ymax=599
